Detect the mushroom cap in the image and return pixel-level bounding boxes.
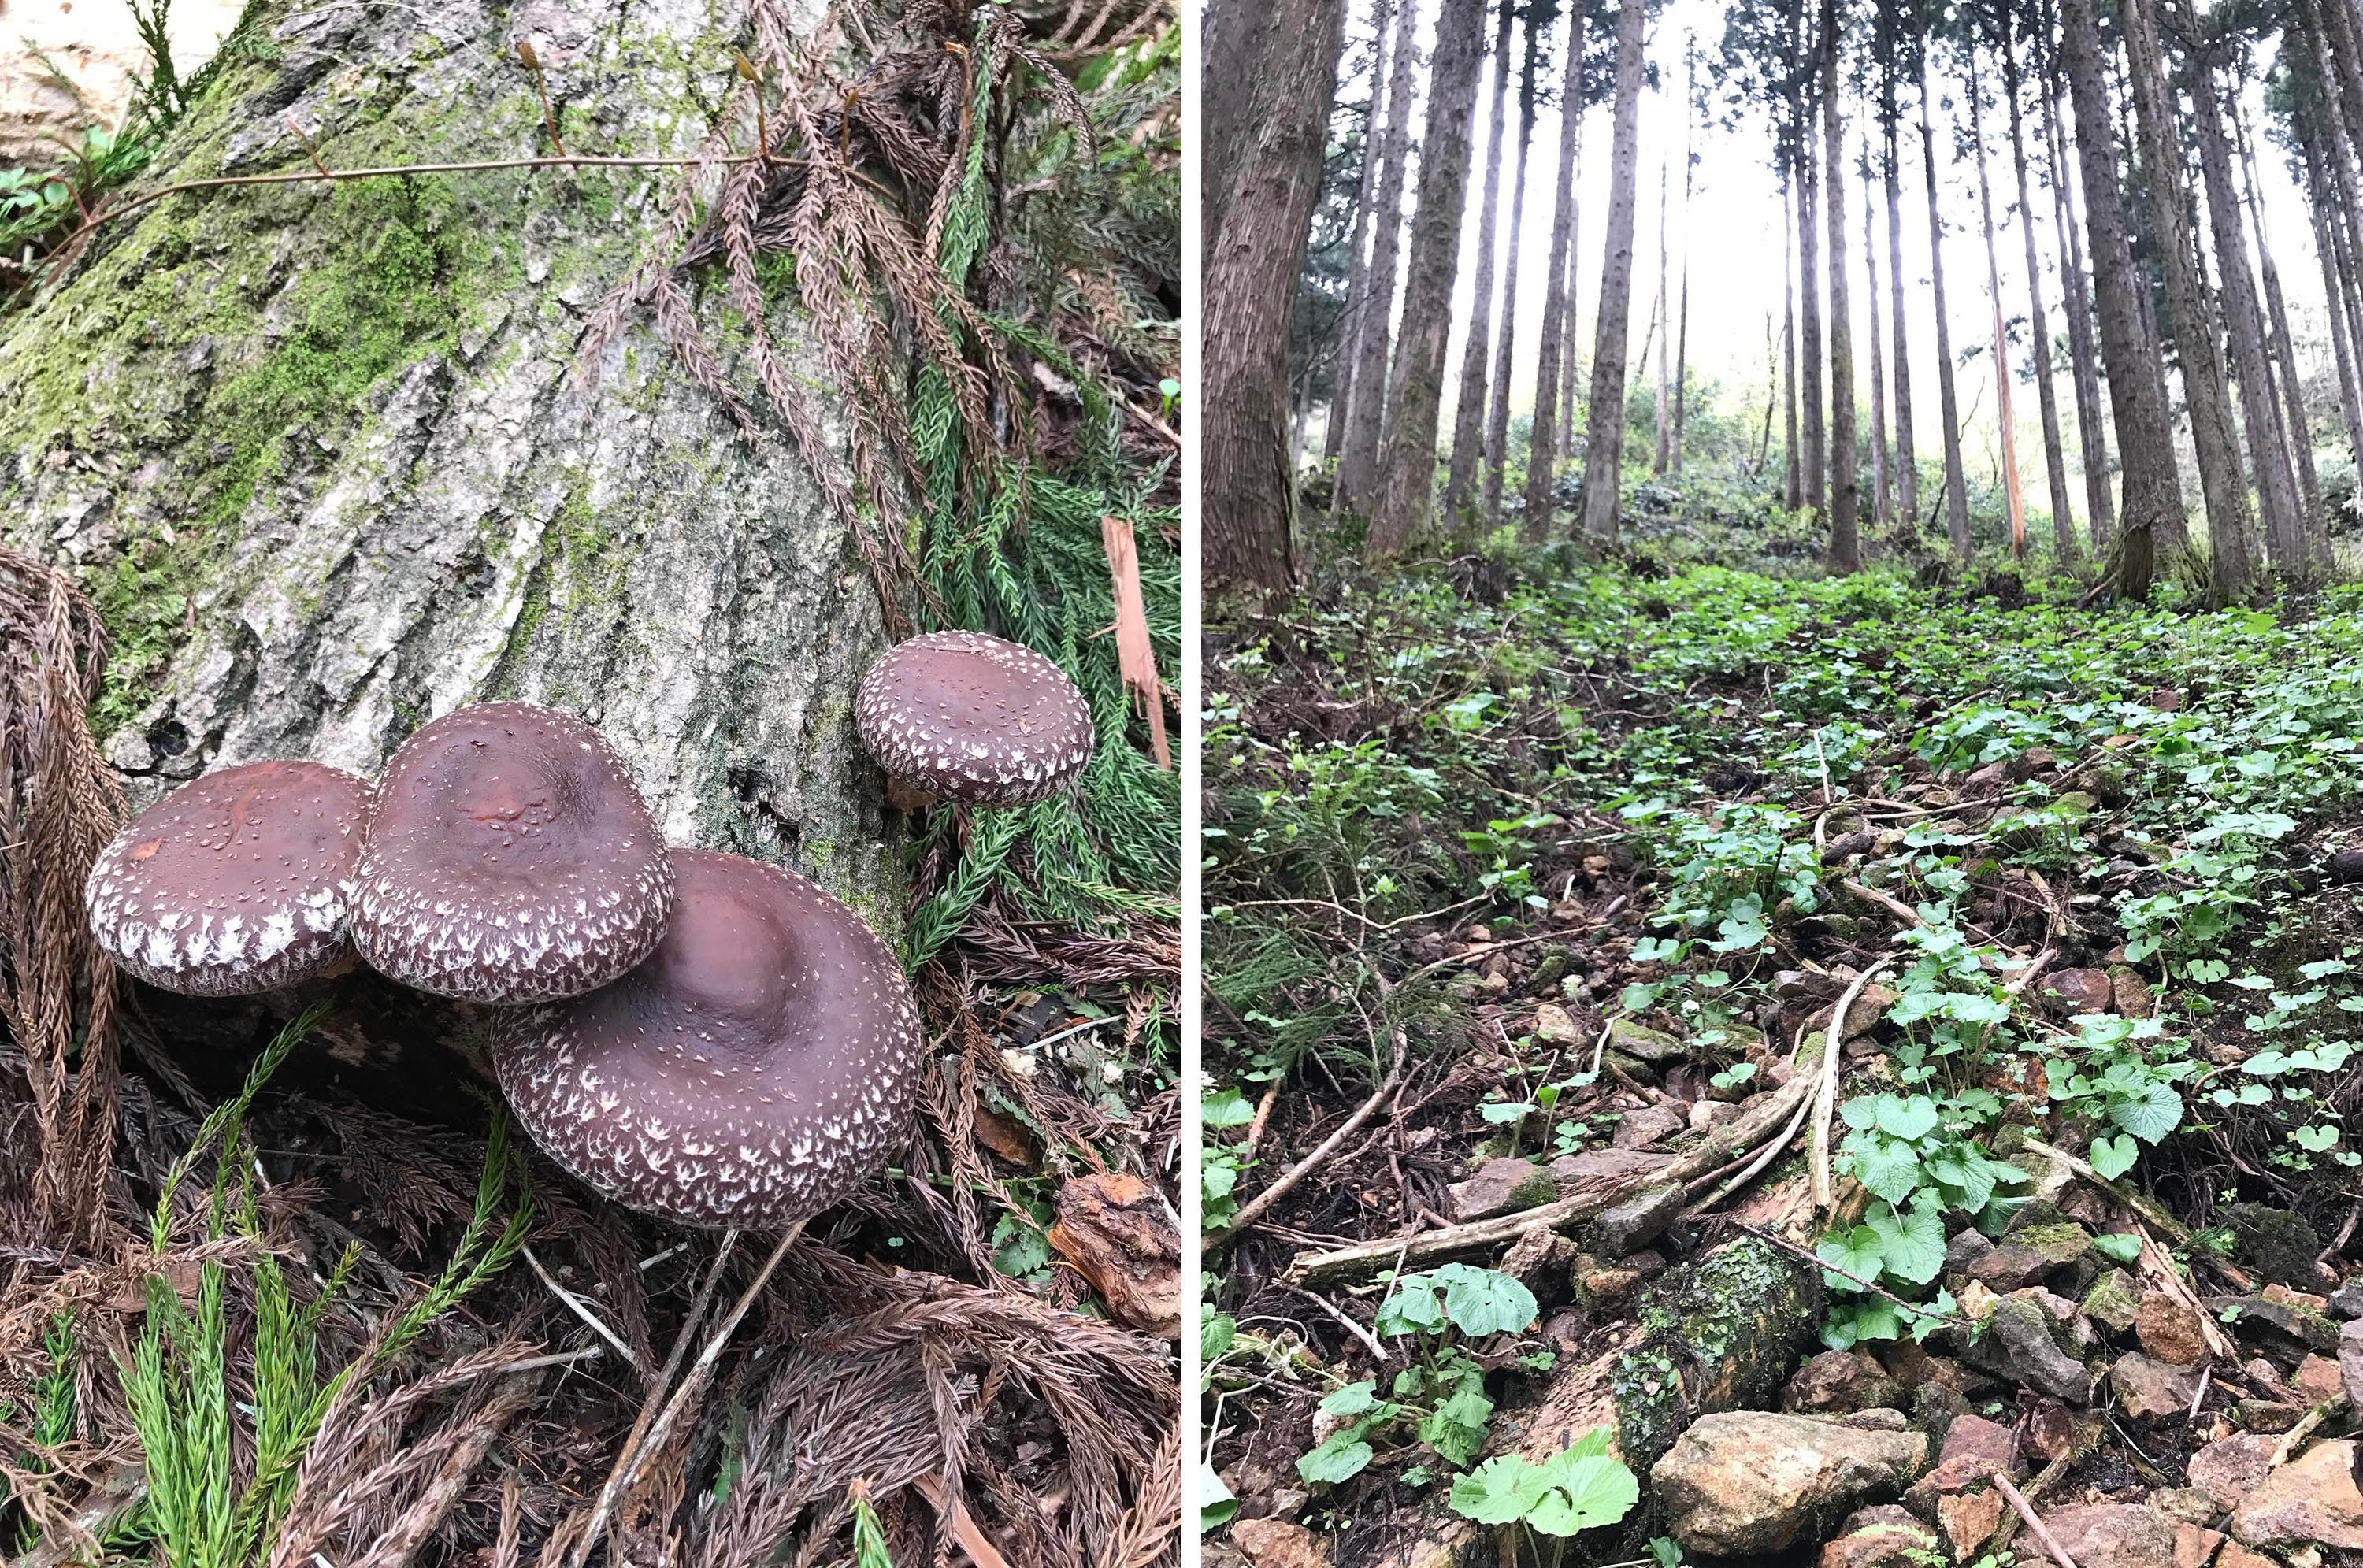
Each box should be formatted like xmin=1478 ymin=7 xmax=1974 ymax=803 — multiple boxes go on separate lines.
xmin=492 ymin=847 xmax=922 ymax=1229
xmin=855 ymin=631 xmax=1095 ymax=806
xmin=83 ymin=760 xmax=370 ymax=995
xmin=351 ymin=702 xmax=673 ymax=1003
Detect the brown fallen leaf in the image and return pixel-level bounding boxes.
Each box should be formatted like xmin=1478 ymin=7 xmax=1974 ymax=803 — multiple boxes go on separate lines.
xmin=972 ymin=1102 xmax=1040 ymax=1168
xmin=1047 ymin=1172 xmax=1180 ymax=1338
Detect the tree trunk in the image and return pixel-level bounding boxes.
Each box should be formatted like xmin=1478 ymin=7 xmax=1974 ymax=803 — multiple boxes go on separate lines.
xmin=1575 ymin=0 xmax=1649 ymax=543
xmin=0 ymin=0 xmax=943 ymax=914
xmin=1653 ymin=151 xmax=1672 ymax=475
xmin=1784 ymin=174 xmax=1802 ymax=509
xmin=2235 ymin=94 xmax=2325 ymax=550
xmin=1446 ymin=0 xmax=1517 ymax=517
xmin=1482 ymin=19 xmax=1542 ymax=525
xmin=1207 ymin=0 xmax=1353 ymax=588
xmin=1369 ymin=0 xmax=1489 ymax=557
xmin=1968 ymin=52 xmax=2027 ymax=560
xmin=1920 ymin=58 xmax=1973 ymax=558
xmin=2002 ymin=28 xmax=2076 ymax=557
xmin=1883 ymin=98 xmax=1918 ymax=537
xmin=1864 ymin=151 xmax=1892 ymax=537
xmin=2300 ymin=119 xmax=2363 ymax=473
xmin=2187 ymin=48 xmax=2308 ymax=576
xmin=1559 ymin=178 xmax=1583 ymax=457
xmin=2042 ymin=64 xmax=2113 ymax=543
xmin=1672 ymin=43 xmax=1695 ymax=478
xmin=2122 ymin=0 xmax=2256 ymax=601
xmin=2058 ymin=0 xmax=2187 ymax=595
xmin=1797 ymin=77 xmax=1827 ymax=522
xmin=1526 ymin=5 xmax=1589 ymax=539
xmin=1328 ymin=0 xmax=1399 ymax=465
xmin=1336 ymin=0 xmax=1423 ymax=515
xmin=1823 ymin=9 xmax=1860 ymax=574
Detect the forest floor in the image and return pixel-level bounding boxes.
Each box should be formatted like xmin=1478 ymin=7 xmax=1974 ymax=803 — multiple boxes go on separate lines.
xmin=1202 ymin=500 xmax=2363 ymax=1568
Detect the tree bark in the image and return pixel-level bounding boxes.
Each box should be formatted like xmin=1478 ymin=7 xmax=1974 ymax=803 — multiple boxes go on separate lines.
xmin=1207 ymin=0 xmax=1353 ymax=589
xmin=1882 ymin=65 xmax=1918 ymax=537
xmin=1653 ymin=151 xmax=1672 ymax=475
xmin=2042 ymin=61 xmax=2113 ymax=543
xmin=1525 ymin=5 xmax=1588 ymax=539
xmin=1672 ymin=43 xmax=1695 ymax=478
xmin=2235 ymin=93 xmax=2325 ymax=549
xmin=1575 ymin=0 xmax=1648 ymax=543
xmin=2001 ymin=24 xmax=2075 ymax=557
xmin=1797 ymin=40 xmax=1827 ymax=523
xmin=0 ymin=0 xmax=931 ymax=914
xmin=1369 ymin=0 xmax=1489 ymax=557
xmin=2057 ymin=0 xmax=2187 ymax=595
xmin=1336 ymin=0 xmax=1423 ymax=515
xmin=1784 ymin=173 xmax=1802 ymax=509
xmin=2187 ymin=46 xmax=2307 ymax=576
xmin=1481 ymin=17 xmax=1542 ymax=524
xmin=1446 ymin=0 xmax=1517 ymax=517
xmin=1864 ymin=150 xmax=1891 ymax=537
xmin=2121 ymin=0 xmax=2257 ymax=602
xmin=1920 ymin=58 xmax=1973 ymax=557
xmin=1823 ymin=7 xmax=1860 ymax=574
xmin=1327 ymin=0 xmax=1398 ymax=465
xmin=2300 ymin=118 xmax=2363 ymax=473
xmin=1968 ymin=51 xmax=2027 ymax=560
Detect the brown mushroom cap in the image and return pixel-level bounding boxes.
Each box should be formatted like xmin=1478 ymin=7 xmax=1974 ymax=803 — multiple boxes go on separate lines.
xmin=83 ymin=760 xmax=370 ymax=995
xmin=492 ymin=847 xmax=922 ymax=1229
xmin=855 ymin=631 xmax=1095 ymax=806
xmin=351 ymin=702 xmax=673 ymax=1003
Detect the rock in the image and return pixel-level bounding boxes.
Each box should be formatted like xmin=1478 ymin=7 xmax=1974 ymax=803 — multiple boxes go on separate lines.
xmin=1652 ymin=1412 xmax=1929 ymax=1558
xmin=1533 ymin=1003 xmax=1582 ymax=1043
xmin=1845 ymin=1408 xmax=1909 ymax=1430
xmin=2109 ymin=1351 xmax=2202 ymax=1419
xmin=2138 ymin=1290 xmax=2212 ymax=1366
xmin=2216 ymin=1546 xmax=2279 ymax=1568
xmin=1614 ymin=1237 xmax=1823 ymax=1472
xmin=0 ymin=0 xmax=243 ymax=168
xmin=1447 ymin=1157 xmax=1552 ymax=1222
xmin=2299 ymin=1353 xmax=2343 ymax=1403
xmin=1905 ymin=1411 xmax=2016 ymax=1518
xmin=1230 ymin=1518 xmax=1329 ymax=1568
xmin=2331 ymin=1280 xmax=2363 ymax=1320
xmin=2232 ymin=1439 xmax=2363 ymax=1549
xmin=1549 ymin=1147 xmax=1675 ymax=1189
xmin=1689 ymin=1099 xmax=1743 ymax=1133
xmin=1959 ymin=1296 xmax=2092 ymax=1403
xmin=2228 ymin=1204 xmax=2326 ymax=1287
xmin=2040 ymin=1503 xmax=2179 ymax=1568
xmin=2153 ymin=1488 xmax=2221 ymax=1526
xmin=2043 ymin=968 xmax=2116 ymax=1014
xmin=1048 ymin=1173 xmax=1182 ymax=1338
xmin=1612 ymin=1104 xmax=1686 ymax=1149
xmin=2083 ymin=1268 xmax=2141 ymax=1333
xmin=1586 ymin=1184 xmax=1683 ymax=1259
xmin=1784 ymin=1351 xmax=1905 ymax=1415
xmin=1938 ymin=1411 xmax=2018 ymax=1473
xmin=1946 ymin=1229 xmax=1996 ymax=1271
xmin=2110 ymin=966 xmax=2156 ymax=1019
xmin=1936 ymin=1489 xmax=2006 ymax=1559
xmin=2341 ymin=1318 xmax=2363 ymax=1409
xmin=1497 ymin=1228 xmax=1581 ymax=1305
xmin=2190 ymin=1434 xmax=2281 ymax=1511
xmin=1608 ymin=1017 xmax=1686 ymax=1063
xmin=1819 ymin=1504 xmax=1939 ymax=1568
xmin=2216 ymin=1293 xmax=2340 ymax=1354
xmin=1967 ymin=1223 xmax=2093 ymax=1291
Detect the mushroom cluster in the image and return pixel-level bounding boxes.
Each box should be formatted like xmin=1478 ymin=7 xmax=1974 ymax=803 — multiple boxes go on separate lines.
xmin=81 ymin=632 xmax=1091 ymax=1231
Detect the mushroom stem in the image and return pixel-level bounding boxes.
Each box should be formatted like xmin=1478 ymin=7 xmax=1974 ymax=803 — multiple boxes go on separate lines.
xmin=568 ymin=1222 xmax=803 ymax=1564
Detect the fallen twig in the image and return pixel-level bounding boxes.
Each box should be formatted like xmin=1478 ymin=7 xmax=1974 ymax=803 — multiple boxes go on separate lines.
xmin=1813 ymin=961 xmax=1893 ymax=1214
xmin=1211 ymin=1018 xmax=1408 ymax=1253
xmin=2268 ymin=1392 xmax=2347 ymax=1469
xmin=1990 ymin=1467 xmax=2080 ymax=1568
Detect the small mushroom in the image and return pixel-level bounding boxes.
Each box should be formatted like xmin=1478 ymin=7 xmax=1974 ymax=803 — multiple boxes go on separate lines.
xmin=492 ymin=848 xmax=922 ymax=1229
xmin=855 ymin=630 xmax=1095 ymax=807
xmin=351 ymin=702 xmax=673 ymax=1003
xmin=84 ymin=760 xmax=370 ymax=995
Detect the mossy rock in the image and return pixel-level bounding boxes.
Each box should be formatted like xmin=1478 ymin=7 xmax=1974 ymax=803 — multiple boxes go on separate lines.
xmin=2225 ymin=1204 xmax=2324 ymax=1288
xmin=1612 ymin=1235 xmax=1823 ymax=1474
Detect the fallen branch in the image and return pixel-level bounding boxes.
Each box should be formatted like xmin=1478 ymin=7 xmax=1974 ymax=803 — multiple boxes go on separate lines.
xmin=1813 ymin=962 xmax=1893 ymax=1214
xmin=1210 ymin=1021 xmax=1408 ymax=1254
xmin=1990 ymin=1467 xmax=2080 ymax=1568
xmin=2268 ymin=1392 xmax=2347 ymax=1469
xmin=2020 ymin=1136 xmax=2191 ymax=1245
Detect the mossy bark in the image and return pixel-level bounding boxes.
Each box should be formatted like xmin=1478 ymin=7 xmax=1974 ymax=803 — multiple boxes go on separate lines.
xmin=0 ymin=0 xmax=901 ymax=930
xmin=1613 ymin=1236 xmax=1823 ymax=1473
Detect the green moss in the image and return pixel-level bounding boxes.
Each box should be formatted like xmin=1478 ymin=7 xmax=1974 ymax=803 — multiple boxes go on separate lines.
xmin=1613 ymin=1236 xmax=1819 ymax=1472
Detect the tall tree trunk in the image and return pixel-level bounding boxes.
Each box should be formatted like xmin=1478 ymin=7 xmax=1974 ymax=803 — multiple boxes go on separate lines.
xmin=2042 ymin=63 xmax=2113 ymax=543
xmin=1920 ymin=59 xmax=1973 ymax=557
xmin=1559 ymin=178 xmax=1584 ymax=455
xmin=2300 ymin=119 xmax=2363 ymax=473
xmin=2187 ymin=46 xmax=2308 ymax=576
xmin=2235 ymin=94 xmax=2325 ymax=547
xmin=1482 ymin=19 xmax=1542 ymax=524
xmin=1526 ymin=4 xmax=1589 ymax=539
xmin=1206 ymin=0 xmax=1354 ymax=588
xmin=1784 ymin=174 xmax=1802 ymax=508
xmin=1446 ymin=0 xmax=1517 ymax=516
xmin=1336 ymin=0 xmax=1423 ymax=515
xmin=1797 ymin=76 xmax=1827 ymax=521
xmin=1328 ymin=0 xmax=1399 ymax=464
xmin=1653 ymin=152 xmax=1673 ymax=474
xmin=1576 ymin=0 xmax=1649 ymax=543
xmin=1967 ymin=52 xmax=2026 ymax=559
xmin=1369 ymin=0 xmax=1490 ymax=557
xmin=2001 ymin=26 xmax=2075 ymax=557
xmin=1883 ymin=76 xmax=1919 ymax=536
xmin=2120 ymin=0 xmax=2257 ymax=602
xmin=1673 ymin=41 xmax=1695 ymax=477
xmin=1823 ymin=9 xmax=1860 ymax=573
xmin=1864 ymin=150 xmax=1892 ymax=537
xmin=2058 ymin=0 xmax=2187 ymax=597
xmin=1291 ymin=356 xmax=1318 ymax=476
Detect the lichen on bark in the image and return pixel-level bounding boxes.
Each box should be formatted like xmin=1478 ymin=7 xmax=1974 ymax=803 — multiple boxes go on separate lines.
xmin=0 ymin=0 xmax=903 ymax=929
